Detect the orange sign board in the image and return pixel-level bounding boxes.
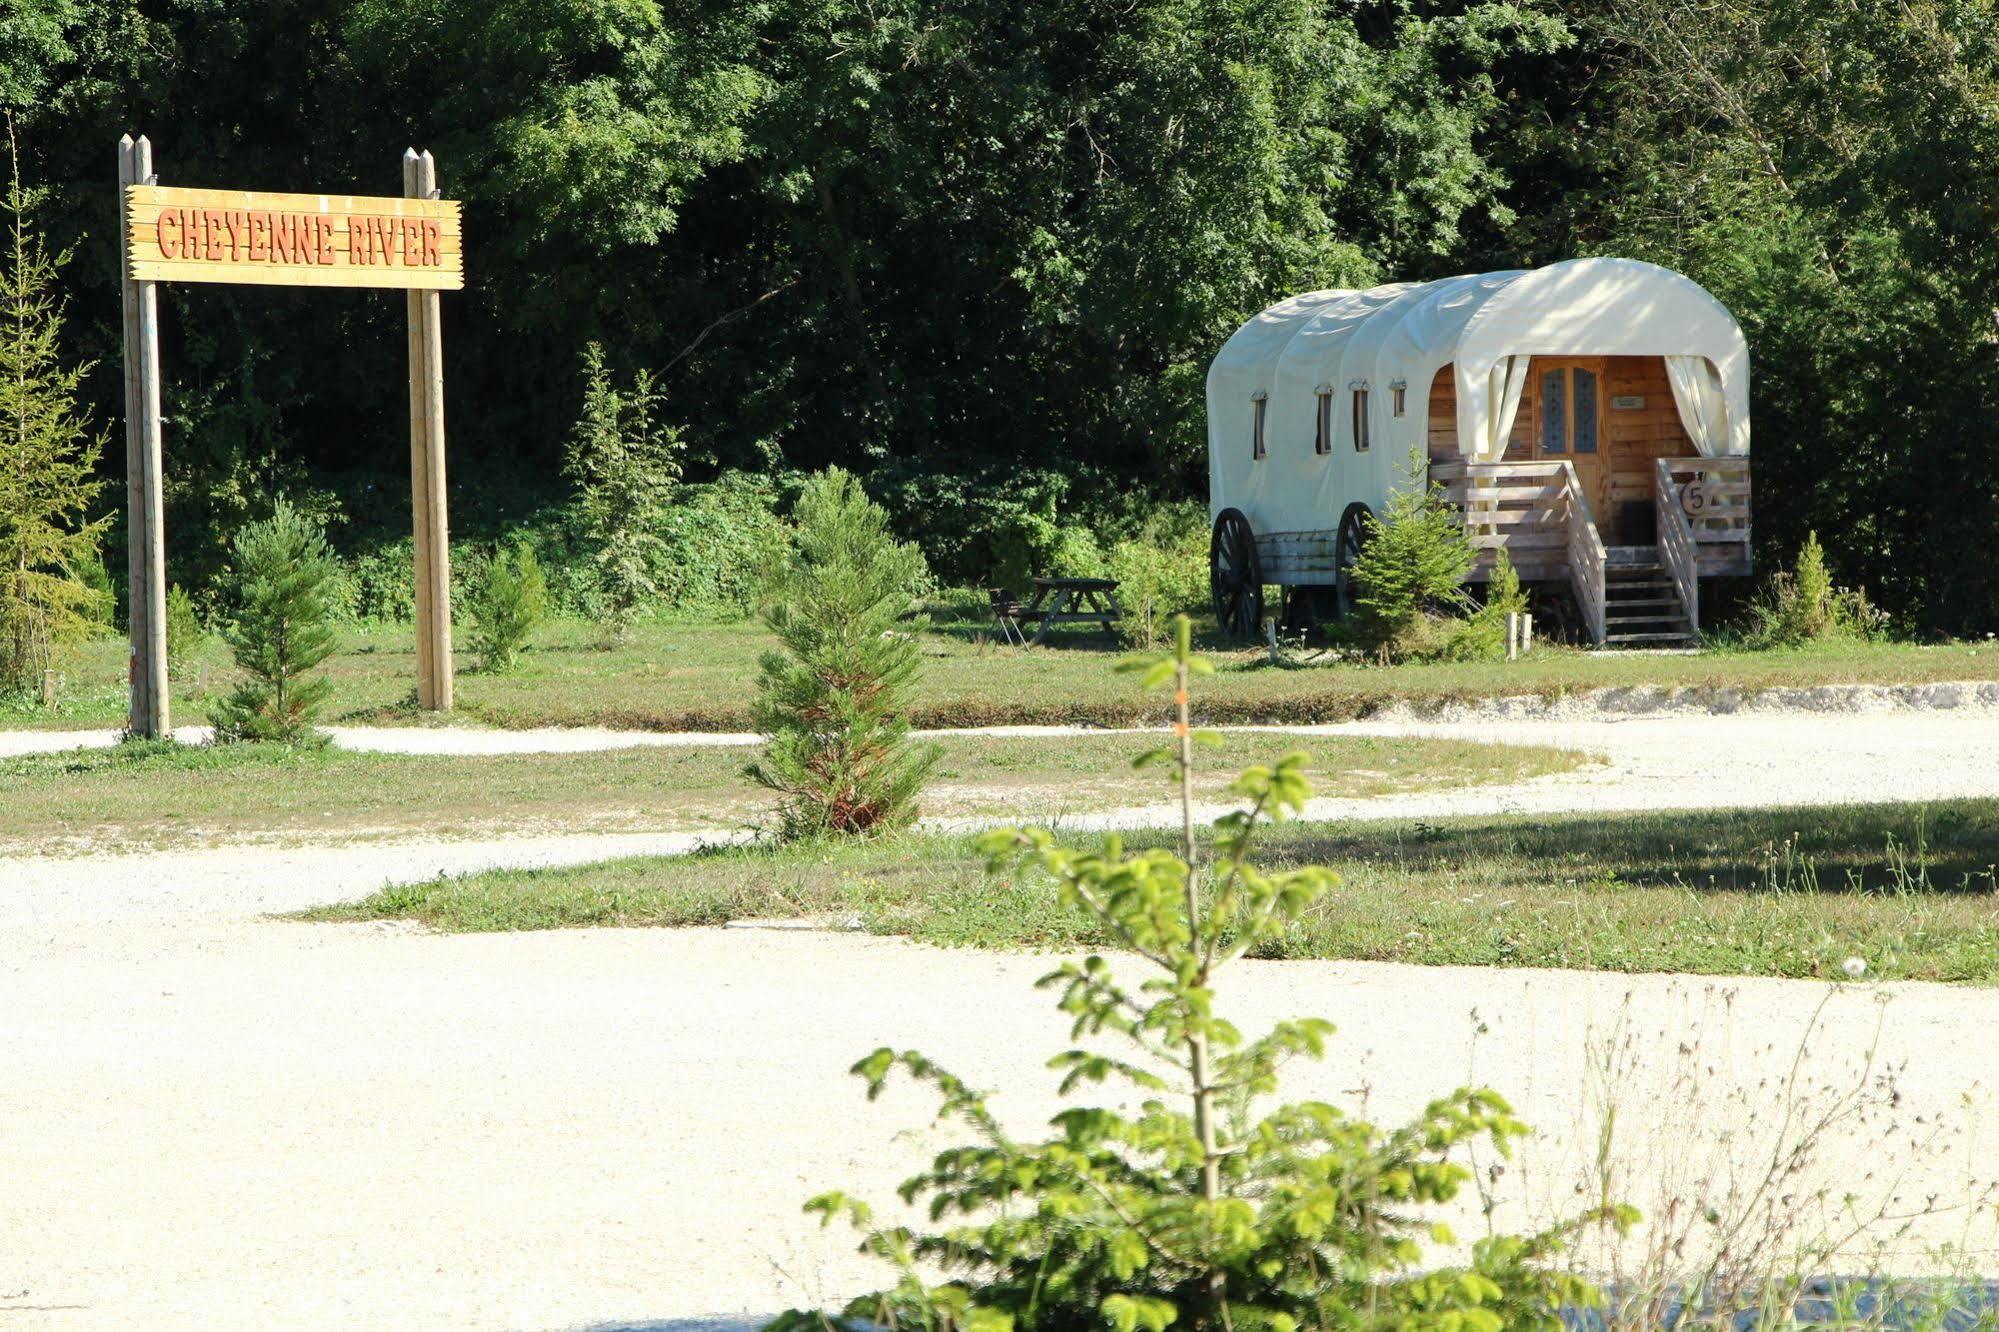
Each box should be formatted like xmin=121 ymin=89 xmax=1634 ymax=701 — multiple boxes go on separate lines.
xmin=124 ymin=185 xmax=463 ymax=290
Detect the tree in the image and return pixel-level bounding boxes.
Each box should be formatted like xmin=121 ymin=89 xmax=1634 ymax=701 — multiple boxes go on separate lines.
xmin=210 ymin=500 xmax=339 ymax=744
xmin=468 ymin=540 xmax=548 ymax=673
xmin=747 ymin=467 xmax=937 ymax=838
xmin=564 ymin=341 xmax=683 ymax=638
xmin=772 ymin=619 xmax=1625 ymax=1329
xmin=0 ymin=118 xmax=104 ymax=696
xmin=1348 ymin=451 xmax=1476 ymax=658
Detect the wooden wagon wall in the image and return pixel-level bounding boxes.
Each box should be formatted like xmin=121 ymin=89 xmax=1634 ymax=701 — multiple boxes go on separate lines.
xmin=1427 ymin=355 xmax=1699 ymax=543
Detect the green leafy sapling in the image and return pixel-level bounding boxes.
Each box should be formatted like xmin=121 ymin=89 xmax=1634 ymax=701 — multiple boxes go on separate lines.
xmin=769 ymin=615 xmax=1630 ymax=1332
xmin=564 ymin=341 xmax=683 ymax=641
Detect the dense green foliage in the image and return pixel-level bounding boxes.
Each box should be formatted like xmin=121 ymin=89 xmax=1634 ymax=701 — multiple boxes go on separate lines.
xmin=6 ymin=0 xmax=1999 ymax=630
xmin=211 ymin=500 xmax=338 ymax=744
xmin=775 ymin=619 xmax=1621 ymax=1330
xmin=747 ymin=467 xmax=938 ymax=837
xmin=468 ymin=540 xmax=548 ymax=673
xmin=0 ymin=122 xmax=104 ymax=694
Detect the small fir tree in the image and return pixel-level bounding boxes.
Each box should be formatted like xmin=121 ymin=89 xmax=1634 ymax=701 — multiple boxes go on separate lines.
xmin=0 ymin=120 xmax=108 ymax=695
xmin=469 ymin=540 xmax=548 ymax=673
xmin=1349 ymin=450 xmax=1476 ymax=658
xmin=771 ymin=617 xmax=1628 ymax=1331
xmin=564 ymin=342 xmax=682 ymax=639
xmin=163 ymin=584 xmax=205 ymax=683
xmin=211 ymin=500 xmax=339 ymax=744
xmin=747 ymin=467 xmax=939 ymax=838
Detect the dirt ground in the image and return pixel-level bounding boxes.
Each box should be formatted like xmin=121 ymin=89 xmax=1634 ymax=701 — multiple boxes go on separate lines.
xmin=6 ymin=701 xmax=1999 ymax=1329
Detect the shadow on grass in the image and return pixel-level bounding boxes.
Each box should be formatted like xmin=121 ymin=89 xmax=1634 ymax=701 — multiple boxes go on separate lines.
xmin=1267 ymin=800 xmax=1999 ymax=897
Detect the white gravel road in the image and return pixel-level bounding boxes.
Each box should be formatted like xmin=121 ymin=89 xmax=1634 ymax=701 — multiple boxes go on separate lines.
xmin=7 ymin=700 xmax=1999 ymax=1328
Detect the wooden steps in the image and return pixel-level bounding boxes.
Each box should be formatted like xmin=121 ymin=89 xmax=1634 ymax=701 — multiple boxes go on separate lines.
xmin=1601 ymin=549 xmax=1696 ymax=646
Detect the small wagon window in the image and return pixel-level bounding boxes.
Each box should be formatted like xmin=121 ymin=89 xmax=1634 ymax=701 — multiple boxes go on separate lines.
xmin=1391 ymin=381 xmax=1408 ymax=417
xmin=1251 ymin=392 xmax=1268 ymax=460
xmin=1351 ymin=388 xmax=1370 ymax=452
xmin=1314 ymin=391 xmax=1333 ymax=455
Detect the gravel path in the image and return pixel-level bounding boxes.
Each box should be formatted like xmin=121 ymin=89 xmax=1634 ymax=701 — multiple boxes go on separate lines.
xmin=7 ymin=702 xmax=1999 ymax=1327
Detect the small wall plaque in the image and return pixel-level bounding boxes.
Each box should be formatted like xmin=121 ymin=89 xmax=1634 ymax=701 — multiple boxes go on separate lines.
xmin=1611 ymin=394 xmax=1646 ymax=410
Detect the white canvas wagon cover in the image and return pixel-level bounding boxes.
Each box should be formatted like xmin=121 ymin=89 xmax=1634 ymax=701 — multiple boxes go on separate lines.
xmin=1205 ymin=257 xmax=1750 ymax=534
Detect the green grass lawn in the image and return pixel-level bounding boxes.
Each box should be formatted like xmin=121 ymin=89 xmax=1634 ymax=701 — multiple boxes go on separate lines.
xmin=303 ymin=800 xmax=1999 ymax=984
xmin=0 ymin=730 xmax=1583 ymax=855
xmin=12 ymin=613 xmax=1999 ymax=733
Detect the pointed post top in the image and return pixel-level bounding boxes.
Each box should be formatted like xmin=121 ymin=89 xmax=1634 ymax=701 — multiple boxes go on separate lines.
xmin=119 ymin=133 xmax=134 ymax=150
xmin=135 ymin=134 xmax=150 ymax=151
xmin=403 ymin=146 xmax=419 ymax=163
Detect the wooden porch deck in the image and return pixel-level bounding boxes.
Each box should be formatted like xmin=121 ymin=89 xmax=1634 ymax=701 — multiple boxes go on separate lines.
xmin=1432 ymin=456 xmax=1750 ymax=644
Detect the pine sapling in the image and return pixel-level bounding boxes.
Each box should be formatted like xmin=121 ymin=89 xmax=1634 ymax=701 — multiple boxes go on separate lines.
xmin=747 ymin=467 xmax=938 ymax=838
xmin=1349 ymin=449 xmax=1475 ymax=658
xmin=0 ymin=118 xmax=108 ymax=695
xmin=211 ymin=500 xmax=339 ymax=744
xmin=469 ymin=540 xmax=548 ymax=673
xmin=771 ymin=615 xmax=1631 ymax=1331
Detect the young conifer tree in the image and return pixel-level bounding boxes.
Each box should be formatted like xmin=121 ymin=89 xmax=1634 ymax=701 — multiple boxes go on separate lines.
xmin=1349 ymin=449 xmax=1476 ymax=657
xmin=0 ymin=119 xmax=107 ymax=694
xmin=747 ymin=467 xmax=938 ymax=838
xmin=211 ymin=500 xmax=339 ymax=744
xmin=563 ymin=342 xmax=681 ymax=639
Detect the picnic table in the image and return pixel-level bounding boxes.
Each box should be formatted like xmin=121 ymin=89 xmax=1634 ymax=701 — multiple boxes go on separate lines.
xmin=1016 ymin=576 xmax=1122 ymax=645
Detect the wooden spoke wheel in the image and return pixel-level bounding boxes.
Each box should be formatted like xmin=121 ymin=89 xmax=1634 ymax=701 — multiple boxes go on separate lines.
xmin=1209 ymin=508 xmax=1264 ymax=640
xmin=1332 ymin=502 xmax=1373 ymax=621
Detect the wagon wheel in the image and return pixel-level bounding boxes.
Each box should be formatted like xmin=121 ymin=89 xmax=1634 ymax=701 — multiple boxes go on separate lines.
xmin=1332 ymin=502 xmax=1374 ymax=621
xmin=1209 ymin=508 xmax=1264 ymax=641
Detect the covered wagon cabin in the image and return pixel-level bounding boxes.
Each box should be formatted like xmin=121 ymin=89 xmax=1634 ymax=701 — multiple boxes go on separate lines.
xmin=1205 ymin=258 xmax=1752 ymax=646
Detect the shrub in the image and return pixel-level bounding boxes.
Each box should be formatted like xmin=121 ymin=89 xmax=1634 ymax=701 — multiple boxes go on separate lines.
xmin=1743 ymin=530 xmax=1883 ymax=648
xmin=747 ymin=467 xmax=938 ymax=838
xmin=564 ymin=341 xmax=683 ymax=639
xmin=210 ymin=500 xmax=339 ymax=745
xmin=1349 ymin=451 xmax=1476 ymax=659
xmin=468 ymin=541 xmax=548 ymax=673
xmin=771 ymin=617 xmax=1624 ymax=1331
xmin=1107 ymin=503 xmax=1210 ymax=647
xmin=164 ymin=584 xmax=205 ymax=683
xmin=1441 ymin=547 xmax=1529 ymax=662
xmin=654 ymin=471 xmax=793 ymax=618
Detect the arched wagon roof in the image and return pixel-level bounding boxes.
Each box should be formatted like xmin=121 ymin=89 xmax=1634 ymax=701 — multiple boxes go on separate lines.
xmin=1206 ymin=258 xmax=1750 ymax=530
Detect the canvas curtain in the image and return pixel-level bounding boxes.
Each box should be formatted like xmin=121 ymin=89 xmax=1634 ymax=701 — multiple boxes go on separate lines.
xmin=1665 ymin=355 xmax=1728 ymax=458
xmin=1477 ymin=355 xmax=1531 ymax=460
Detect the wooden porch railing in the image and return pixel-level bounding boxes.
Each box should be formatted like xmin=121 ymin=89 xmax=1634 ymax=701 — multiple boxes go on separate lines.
xmin=1655 ymin=458 xmax=1702 ymax=634
xmin=1432 ymin=459 xmax=1607 ymax=643
xmin=1656 ymin=456 xmax=1752 ymax=576
xmin=1561 ymin=461 xmax=1608 ymax=645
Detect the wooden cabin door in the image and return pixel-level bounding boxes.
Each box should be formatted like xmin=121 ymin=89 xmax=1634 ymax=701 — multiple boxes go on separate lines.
xmin=1532 ymin=358 xmax=1611 ymax=533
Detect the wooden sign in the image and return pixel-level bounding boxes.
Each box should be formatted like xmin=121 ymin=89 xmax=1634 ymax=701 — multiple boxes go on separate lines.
xmin=124 ymin=185 xmax=463 ymax=290
xmin=1681 ymin=481 xmax=1711 ymax=517
xmin=1611 ymin=394 xmax=1646 ymax=410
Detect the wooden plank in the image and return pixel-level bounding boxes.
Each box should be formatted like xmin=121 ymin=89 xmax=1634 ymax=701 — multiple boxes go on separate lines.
xmin=118 ymin=137 xmax=170 ymax=739
xmin=1470 ymin=532 xmax=1568 ymax=550
xmin=125 ymin=183 xmax=464 ymax=289
xmin=409 ymin=150 xmax=454 ymax=711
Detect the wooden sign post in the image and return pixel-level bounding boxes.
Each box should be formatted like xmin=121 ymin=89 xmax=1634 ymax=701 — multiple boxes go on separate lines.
xmin=117 ymin=137 xmax=465 ymax=735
